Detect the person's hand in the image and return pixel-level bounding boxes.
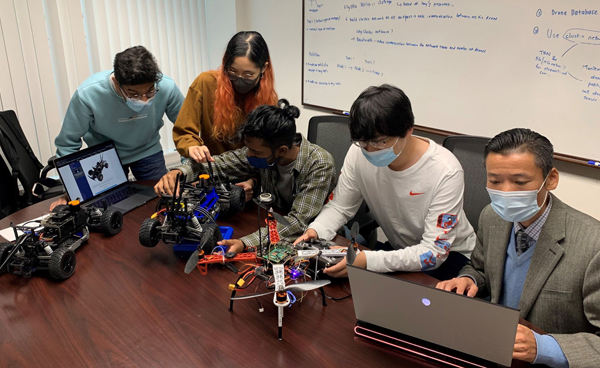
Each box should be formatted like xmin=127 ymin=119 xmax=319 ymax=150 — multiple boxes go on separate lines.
xmin=323 ymin=251 xmax=367 ymax=278
xmin=49 ymin=195 xmax=68 ymax=212
xmin=436 ymin=277 xmax=479 ymax=297
xmin=235 ymin=179 xmax=254 ymax=202
xmin=513 ymin=324 xmax=537 ymax=363
xmin=188 ymin=145 xmax=214 ymax=163
xmin=154 ymin=170 xmax=182 ymax=196
xmin=293 ymin=228 xmax=319 ymax=245
xmin=217 ymin=239 xmax=245 ymax=254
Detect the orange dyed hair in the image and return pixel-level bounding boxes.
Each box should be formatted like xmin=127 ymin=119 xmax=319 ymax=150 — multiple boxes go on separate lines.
xmin=212 ymin=31 xmax=278 ymax=141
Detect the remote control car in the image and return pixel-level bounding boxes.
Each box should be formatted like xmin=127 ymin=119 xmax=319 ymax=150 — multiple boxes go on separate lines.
xmin=0 ymin=200 xmax=123 ymax=280
xmin=88 ymin=153 xmax=109 ymax=181
xmin=139 ymin=168 xmax=245 ymax=260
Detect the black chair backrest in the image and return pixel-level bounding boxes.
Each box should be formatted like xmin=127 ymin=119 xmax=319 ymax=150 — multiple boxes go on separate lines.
xmin=0 ymin=110 xmax=44 ymax=205
xmin=307 ymin=115 xmax=351 ymax=175
xmin=442 ymin=135 xmax=491 ymax=232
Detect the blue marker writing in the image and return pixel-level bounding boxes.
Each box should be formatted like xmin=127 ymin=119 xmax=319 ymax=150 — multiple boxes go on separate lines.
xmin=588 ymin=160 xmax=600 ymax=167
xmin=342 ymin=111 xmax=350 ymax=115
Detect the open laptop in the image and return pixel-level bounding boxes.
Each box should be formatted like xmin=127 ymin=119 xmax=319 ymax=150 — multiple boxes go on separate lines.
xmin=54 ymin=141 xmax=157 ymax=214
xmin=347 ymin=266 xmax=519 ymax=367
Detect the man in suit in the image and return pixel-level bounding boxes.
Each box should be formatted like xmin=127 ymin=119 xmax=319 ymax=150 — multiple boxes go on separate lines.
xmin=437 ymin=128 xmax=600 ymax=367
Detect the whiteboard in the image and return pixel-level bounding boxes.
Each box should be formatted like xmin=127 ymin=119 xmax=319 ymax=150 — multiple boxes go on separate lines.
xmin=302 ymin=0 xmax=600 ymax=161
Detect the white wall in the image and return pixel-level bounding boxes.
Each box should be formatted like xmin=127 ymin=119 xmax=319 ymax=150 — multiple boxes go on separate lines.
xmin=235 ymin=0 xmax=600 ymax=220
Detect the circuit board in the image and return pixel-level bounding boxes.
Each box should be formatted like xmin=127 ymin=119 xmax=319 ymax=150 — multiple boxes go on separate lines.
xmin=259 ymin=243 xmax=295 ymax=264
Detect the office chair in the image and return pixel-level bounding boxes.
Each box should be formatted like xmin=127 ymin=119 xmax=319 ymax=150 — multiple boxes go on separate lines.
xmin=307 ymin=115 xmax=379 ymax=248
xmin=0 ymin=110 xmax=63 ymax=219
xmin=442 ymin=135 xmax=491 ymax=233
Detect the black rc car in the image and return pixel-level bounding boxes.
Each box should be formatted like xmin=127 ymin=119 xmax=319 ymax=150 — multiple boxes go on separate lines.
xmin=88 ymin=153 xmax=109 ymax=181
xmin=0 ymin=201 xmax=123 ymax=280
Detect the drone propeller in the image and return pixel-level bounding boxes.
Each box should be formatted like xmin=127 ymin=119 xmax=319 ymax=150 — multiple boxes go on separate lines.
xmin=184 ymin=226 xmax=215 ymax=274
xmin=251 ymin=198 xmax=292 ymax=227
xmin=230 ymin=279 xmax=331 ymax=300
xmin=346 ymin=222 xmax=360 ymax=265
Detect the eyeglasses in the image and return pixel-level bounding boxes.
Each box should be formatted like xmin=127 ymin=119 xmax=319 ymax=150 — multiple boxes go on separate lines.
xmin=352 ymin=136 xmax=398 ymax=150
xmin=226 ymin=68 xmax=259 ymax=82
xmin=119 ymin=84 xmax=159 ymax=101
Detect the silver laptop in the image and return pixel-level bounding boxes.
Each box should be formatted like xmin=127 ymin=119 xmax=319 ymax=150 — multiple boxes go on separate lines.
xmin=54 ymin=141 xmax=156 ymax=214
xmin=347 ymin=266 xmax=519 ymax=367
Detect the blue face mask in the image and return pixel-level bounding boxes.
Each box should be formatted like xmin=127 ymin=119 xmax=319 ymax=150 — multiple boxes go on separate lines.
xmin=361 ymin=137 xmax=405 ymax=167
xmin=486 ymin=176 xmax=549 ymax=223
xmin=126 ymin=96 xmax=154 ymax=113
xmin=247 ymin=153 xmax=277 ymax=169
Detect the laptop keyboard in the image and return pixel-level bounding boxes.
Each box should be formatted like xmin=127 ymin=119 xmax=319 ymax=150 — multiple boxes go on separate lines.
xmin=88 ymin=186 xmax=144 ymax=208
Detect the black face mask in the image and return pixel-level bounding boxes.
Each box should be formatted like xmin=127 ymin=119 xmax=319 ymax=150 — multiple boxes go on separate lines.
xmin=231 ymin=74 xmax=261 ymax=95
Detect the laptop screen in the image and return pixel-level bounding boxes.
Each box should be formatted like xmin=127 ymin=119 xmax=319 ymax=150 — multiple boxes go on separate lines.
xmin=54 ymin=141 xmax=128 ymax=203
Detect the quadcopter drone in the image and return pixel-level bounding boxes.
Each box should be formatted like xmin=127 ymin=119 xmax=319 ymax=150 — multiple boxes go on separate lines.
xmin=0 ymin=200 xmax=123 ymax=280
xmin=88 ymin=153 xmax=109 ymax=181
xmin=139 ymin=163 xmax=245 ymax=266
xmin=189 ymin=191 xmax=357 ymax=340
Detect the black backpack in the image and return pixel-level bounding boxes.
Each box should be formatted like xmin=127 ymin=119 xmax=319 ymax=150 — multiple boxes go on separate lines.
xmin=0 ymin=110 xmax=62 ymax=218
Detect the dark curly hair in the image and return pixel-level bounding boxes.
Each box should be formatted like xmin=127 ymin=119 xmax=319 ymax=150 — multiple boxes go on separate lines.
xmin=113 ymin=46 xmax=162 ymax=86
xmin=239 ymin=99 xmax=300 ymax=150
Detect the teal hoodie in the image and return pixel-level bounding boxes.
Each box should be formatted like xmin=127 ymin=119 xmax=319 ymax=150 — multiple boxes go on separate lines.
xmin=55 ymin=70 xmax=184 ymax=164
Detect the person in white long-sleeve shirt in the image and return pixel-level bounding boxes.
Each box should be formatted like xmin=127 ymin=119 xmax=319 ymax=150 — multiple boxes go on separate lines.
xmin=294 ymin=84 xmax=475 ymax=280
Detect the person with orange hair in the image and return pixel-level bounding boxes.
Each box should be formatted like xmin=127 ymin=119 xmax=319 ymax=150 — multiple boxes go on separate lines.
xmin=174 ymin=31 xmax=277 ymax=159
xmin=173 ymin=31 xmax=277 ymax=201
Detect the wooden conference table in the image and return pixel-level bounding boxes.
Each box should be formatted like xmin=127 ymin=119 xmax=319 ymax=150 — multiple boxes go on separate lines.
xmin=0 ymin=188 xmax=540 ymax=367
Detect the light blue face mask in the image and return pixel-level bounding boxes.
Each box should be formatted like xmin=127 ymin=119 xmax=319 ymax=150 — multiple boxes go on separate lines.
xmin=126 ymin=96 xmax=154 ymax=113
xmin=361 ymin=137 xmax=405 ymax=167
xmin=486 ymin=176 xmax=549 ymax=223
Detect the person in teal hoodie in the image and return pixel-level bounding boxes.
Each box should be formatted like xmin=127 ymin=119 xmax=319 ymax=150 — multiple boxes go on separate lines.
xmin=51 ymin=45 xmax=184 ymax=210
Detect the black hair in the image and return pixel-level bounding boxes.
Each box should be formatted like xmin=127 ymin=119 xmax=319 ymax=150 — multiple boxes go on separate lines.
xmin=113 ymin=46 xmax=162 ymax=86
xmin=484 ymin=128 xmax=554 ymax=177
xmin=223 ymin=31 xmax=270 ymax=70
xmin=240 ymin=99 xmax=299 ymax=150
xmin=349 ymin=84 xmax=415 ymax=141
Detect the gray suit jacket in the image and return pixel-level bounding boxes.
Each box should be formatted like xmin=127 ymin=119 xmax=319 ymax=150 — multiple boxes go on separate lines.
xmin=460 ymin=194 xmax=600 ymax=367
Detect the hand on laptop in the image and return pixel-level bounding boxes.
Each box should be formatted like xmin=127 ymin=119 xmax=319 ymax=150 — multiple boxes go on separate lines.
xmin=323 ymin=251 xmax=367 ymax=278
xmin=513 ymin=324 xmax=537 ymax=363
xmin=435 ymin=277 xmax=479 ymax=297
xmin=188 ymin=145 xmax=214 ymax=163
xmin=293 ymin=228 xmax=319 ymax=245
xmin=154 ymin=170 xmax=182 ymax=196
xmin=217 ymin=239 xmax=245 ymax=254
xmin=49 ymin=194 xmax=68 ymax=212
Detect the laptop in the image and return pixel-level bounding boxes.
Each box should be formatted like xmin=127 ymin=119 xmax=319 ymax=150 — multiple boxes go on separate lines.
xmin=54 ymin=141 xmax=157 ymax=214
xmin=347 ymin=266 xmax=519 ymax=367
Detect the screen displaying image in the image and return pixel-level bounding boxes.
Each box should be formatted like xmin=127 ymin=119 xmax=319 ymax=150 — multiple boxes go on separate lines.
xmin=57 ymin=146 xmax=127 ymax=202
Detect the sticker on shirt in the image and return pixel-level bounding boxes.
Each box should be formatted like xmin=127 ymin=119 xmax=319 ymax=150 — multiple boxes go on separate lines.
xmin=325 ymin=191 xmax=334 ymax=204
xmin=437 ymin=213 xmax=457 ymax=229
xmin=419 ymin=251 xmax=436 ymax=271
xmin=434 ymin=237 xmax=451 ymax=252
xmin=117 ymin=114 xmax=148 ymax=123
xmin=434 ymin=237 xmax=451 ymax=259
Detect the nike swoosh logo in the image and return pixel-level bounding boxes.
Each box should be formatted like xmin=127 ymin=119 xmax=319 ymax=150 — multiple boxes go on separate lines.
xmin=410 ymin=191 xmax=425 ymax=196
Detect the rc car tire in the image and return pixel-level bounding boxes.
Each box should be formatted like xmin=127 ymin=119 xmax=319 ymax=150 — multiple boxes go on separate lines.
xmin=200 ymin=223 xmax=223 ymax=253
xmin=0 ymin=242 xmax=13 ymax=273
xmin=98 ymin=173 xmax=103 ymax=181
xmin=99 ymin=209 xmax=123 ymax=236
xmin=49 ymin=247 xmax=76 ymax=280
xmin=139 ymin=218 xmax=161 ymax=247
xmin=222 ymin=184 xmax=245 ymax=217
